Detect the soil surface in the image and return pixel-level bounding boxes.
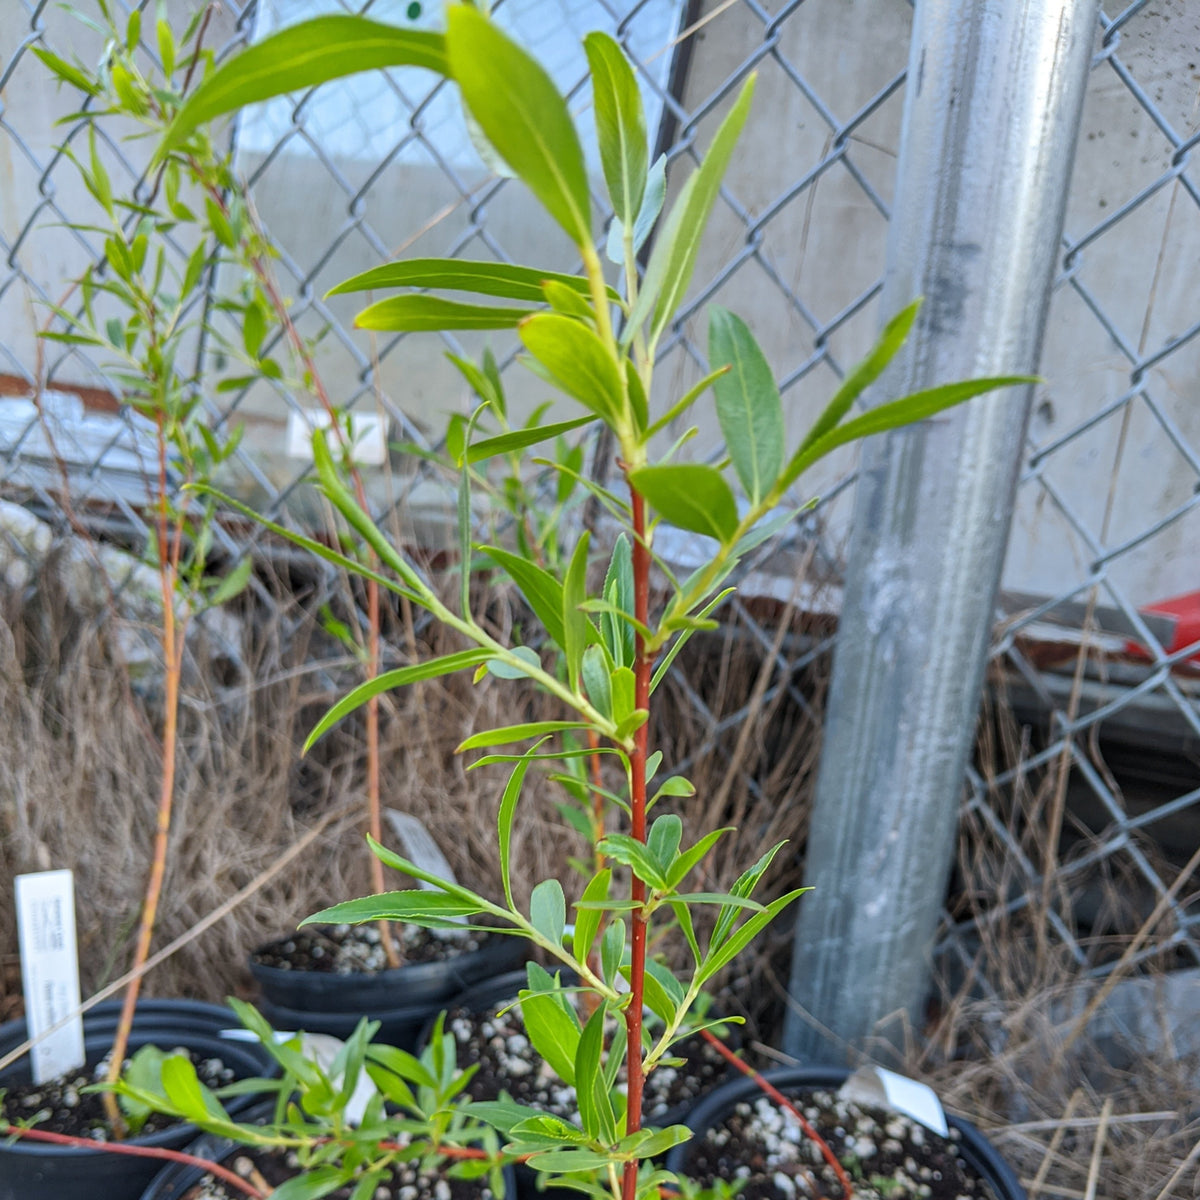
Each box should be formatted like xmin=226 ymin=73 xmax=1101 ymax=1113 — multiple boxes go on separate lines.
xmin=0 ymin=1049 xmax=236 ymax=1141
xmin=178 ymin=1145 xmax=503 ymax=1200
xmin=252 ymin=924 xmax=494 ymax=975
xmin=446 ymin=999 xmax=731 ymax=1125
xmin=681 ymin=1088 xmax=999 ymax=1200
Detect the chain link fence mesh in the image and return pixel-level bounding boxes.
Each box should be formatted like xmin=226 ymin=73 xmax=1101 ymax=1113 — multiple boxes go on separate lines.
xmin=1 ymin=0 xmax=1198 ymax=1018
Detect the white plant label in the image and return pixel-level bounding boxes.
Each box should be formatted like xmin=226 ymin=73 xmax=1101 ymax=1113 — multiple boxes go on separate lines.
xmin=384 ymin=810 xmax=466 ymax=936
xmin=839 ymin=1066 xmax=949 ymax=1137
xmin=285 ymin=407 xmax=388 ymax=466
xmin=15 ymin=869 xmax=85 ymax=1083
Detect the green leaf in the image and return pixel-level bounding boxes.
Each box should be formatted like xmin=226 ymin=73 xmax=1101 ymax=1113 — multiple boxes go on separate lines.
xmin=596 ymin=833 xmax=669 ymax=892
xmin=519 ymin=314 xmax=625 ymax=427
xmin=797 ymin=299 xmax=921 ymax=456
xmin=610 ymin=666 xmax=636 ymax=727
xmin=520 ymin=975 xmax=581 ymax=1084
xmin=575 ymin=1006 xmax=618 ymax=1144
xmin=650 ymin=588 xmax=736 ymax=694
xmin=328 ymin=258 xmax=612 ymax=303
xmin=698 ymin=888 xmax=808 ymax=984
xmin=87 ymin=128 xmax=113 ymax=218
xmin=31 ymin=48 xmax=101 ymax=96
xmin=161 ymin=18 xmax=448 ymax=156
xmin=572 ymin=869 xmax=612 ymax=963
xmin=311 ymin=429 xmax=430 ymax=597
xmin=355 ymin=294 xmax=533 ymax=332
xmin=628 ymin=463 xmax=739 ymax=543
xmin=243 ymin=299 xmax=266 ymax=360
xmin=542 ymin=279 xmax=595 ymax=321
xmin=498 ymin=743 xmax=547 ymax=910
xmin=161 ymin=1055 xmax=225 ymax=1123
xmin=363 ymin=1042 xmax=437 ymax=1091
xmin=478 ymin=547 xmax=566 ymax=646
xmin=582 ymin=644 xmax=612 ymax=718
xmin=627 ymin=76 xmax=756 ymax=350
xmin=666 ymin=827 xmax=731 ymax=888
xmin=530 ymin=878 xmax=567 ymax=948
xmin=303 ymin=649 xmax=493 ymax=752
xmin=466 ymin=1099 xmax=545 ymax=1134
xmin=562 ymin=533 xmax=591 ymax=693
xmin=600 ymin=919 xmax=625 ymax=986
xmin=711 ymin=842 xmax=786 ymax=948
xmin=647 ymin=814 xmax=682 ymax=871
xmin=484 ymin=645 xmax=542 ymax=681
xmin=458 ymin=721 xmax=587 ymax=752
xmin=638 ymin=959 xmax=683 ymax=1025
xmin=607 ymin=153 xmax=666 ymax=266
xmin=305 ymin=890 xmax=488 ymax=928
xmin=626 ymin=1125 xmax=692 ymax=1158
xmin=209 ymin=555 xmax=253 ymax=606
xmin=447 ymin=6 xmax=590 ymax=246
xmin=525 ymin=1149 xmax=616 ymax=1173
xmin=777 ymin=375 xmax=1034 ymax=493
xmin=584 ymin=32 xmax=647 ymax=227
xmin=269 ymin=1167 xmax=353 ymax=1200
xmin=602 ymin=535 xmax=636 ymax=668
xmin=708 ymin=306 xmax=784 ymax=504
xmin=465 ymin=416 xmax=595 ymax=467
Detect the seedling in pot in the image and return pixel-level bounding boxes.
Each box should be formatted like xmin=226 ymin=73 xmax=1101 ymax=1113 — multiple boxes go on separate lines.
xmin=133 ymin=5 xmax=1031 ymax=1199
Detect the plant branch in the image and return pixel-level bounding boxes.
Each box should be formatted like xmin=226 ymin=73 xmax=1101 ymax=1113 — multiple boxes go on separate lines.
xmin=698 ymin=1030 xmax=850 ymax=1200
xmin=0 ymin=1124 xmax=266 ymax=1200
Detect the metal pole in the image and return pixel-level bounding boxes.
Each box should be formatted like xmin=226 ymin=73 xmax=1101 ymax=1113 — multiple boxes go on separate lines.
xmin=782 ymin=0 xmax=1101 ymax=1063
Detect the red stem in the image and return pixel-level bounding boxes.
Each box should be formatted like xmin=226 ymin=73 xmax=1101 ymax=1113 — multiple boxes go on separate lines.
xmin=621 ymin=485 xmax=652 ymax=1200
xmin=698 ymin=1030 xmax=852 ymax=1199
xmin=0 ymin=1124 xmax=265 ymax=1199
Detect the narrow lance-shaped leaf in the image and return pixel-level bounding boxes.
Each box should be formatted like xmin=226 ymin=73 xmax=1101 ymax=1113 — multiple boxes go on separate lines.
xmin=606 ymin=154 xmax=666 ymax=266
xmin=160 ymin=18 xmax=448 ymax=156
xmin=796 ymin=299 xmax=921 ymax=456
xmin=627 ymin=75 xmax=756 ymax=350
xmin=303 ymin=649 xmax=493 ymax=752
xmin=776 ymin=376 xmax=1035 ymax=493
xmin=447 ymin=6 xmax=591 ymax=247
xmin=519 ymin=314 xmax=626 ymax=428
xmin=628 ymin=462 xmax=740 ymax=544
xmin=328 ymin=258 xmax=617 ymax=303
xmin=355 ymin=295 xmax=534 ymax=332
xmin=584 ymin=32 xmax=648 ymax=228
xmin=708 ymin=306 xmax=784 ymax=505
xmin=465 ymin=416 xmax=595 ymax=467
xmin=498 ymin=743 xmax=547 ymax=912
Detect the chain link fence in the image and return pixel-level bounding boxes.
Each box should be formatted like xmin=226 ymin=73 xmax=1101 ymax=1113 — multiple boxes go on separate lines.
xmin=2 ymin=0 xmax=1199 ymax=1026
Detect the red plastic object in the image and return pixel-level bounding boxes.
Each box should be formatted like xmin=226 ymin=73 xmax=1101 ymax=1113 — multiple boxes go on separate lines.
xmin=1126 ymin=589 xmax=1200 ymax=665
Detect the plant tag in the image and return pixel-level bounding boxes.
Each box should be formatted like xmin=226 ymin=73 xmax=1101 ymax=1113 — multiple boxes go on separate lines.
xmin=838 ymin=1066 xmax=949 ymax=1137
xmin=383 ymin=810 xmax=466 ymax=937
xmin=15 ymin=870 xmax=85 ymax=1083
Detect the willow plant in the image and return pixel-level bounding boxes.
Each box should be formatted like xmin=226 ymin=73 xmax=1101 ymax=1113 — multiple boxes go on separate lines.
xmin=159 ymin=8 xmax=1028 ymax=1200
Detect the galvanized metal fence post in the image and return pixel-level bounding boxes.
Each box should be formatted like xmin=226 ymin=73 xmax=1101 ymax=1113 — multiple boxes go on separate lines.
xmin=783 ymin=0 xmax=1103 ymax=1063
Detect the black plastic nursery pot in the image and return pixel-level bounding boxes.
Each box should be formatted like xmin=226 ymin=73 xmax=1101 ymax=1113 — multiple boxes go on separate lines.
xmin=138 ymin=1101 xmax=518 ymax=1200
xmin=249 ymin=930 xmax=528 ymax=1050
xmin=0 ymin=1001 xmax=277 ymax=1200
xmin=664 ymin=1067 xmax=1025 ymax=1200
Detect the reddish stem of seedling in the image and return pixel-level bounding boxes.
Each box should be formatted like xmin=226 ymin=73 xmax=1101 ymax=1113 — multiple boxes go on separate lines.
xmin=620 ymin=485 xmax=653 ymax=1200
xmin=102 ymin=416 xmax=186 ymax=1133
xmin=241 ymin=245 xmax=398 ymax=971
xmin=698 ymin=1030 xmax=852 ymax=1199
xmin=0 ymin=1123 xmax=266 ymax=1199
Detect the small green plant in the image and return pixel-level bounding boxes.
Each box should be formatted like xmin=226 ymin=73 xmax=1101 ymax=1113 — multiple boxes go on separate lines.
xmin=33 ymin=1 xmax=264 ymax=1130
xmin=105 ymin=3 xmax=1028 ymax=1197
xmin=109 ymin=1001 xmax=506 ymax=1200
